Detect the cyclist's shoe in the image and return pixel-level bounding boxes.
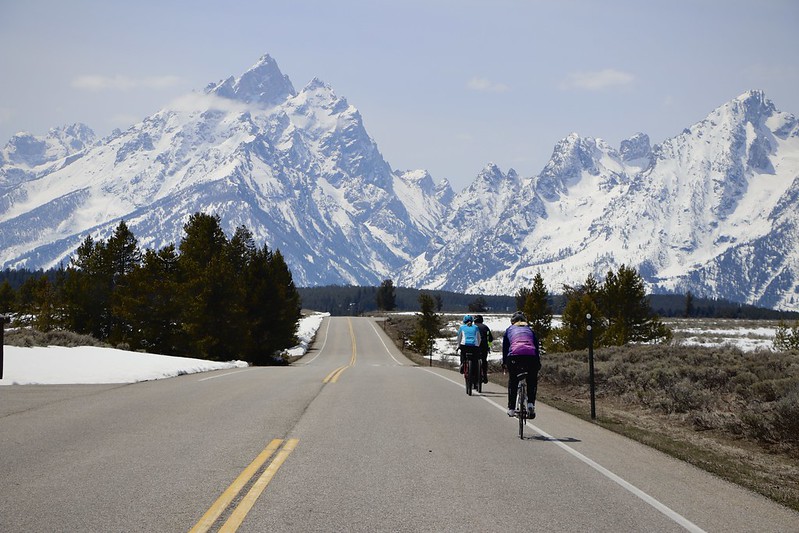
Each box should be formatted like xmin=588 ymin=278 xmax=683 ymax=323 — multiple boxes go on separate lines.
xmin=459 ymin=364 xmax=464 ymax=374
xmin=527 ymin=403 xmax=536 ymax=419
xmin=482 ymin=375 xmax=488 ymax=383
xmin=507 ymin=408 xmax=516 ymax=417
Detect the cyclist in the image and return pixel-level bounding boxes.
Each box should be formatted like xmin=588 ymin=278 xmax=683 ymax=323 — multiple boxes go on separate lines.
xmin=456 ymin=315 xmax=482 ymax=377
xmin=473 ymin=315 xmax=493 ymax=383
xmin=502 ymin=311 xmax=541 ymax=418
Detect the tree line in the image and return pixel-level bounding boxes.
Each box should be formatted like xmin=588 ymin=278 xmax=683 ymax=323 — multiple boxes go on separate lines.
xmin=404 ymin=265 xmax=673 ymax=354
xmin=0 ymin=213 xmax=301 ymax=365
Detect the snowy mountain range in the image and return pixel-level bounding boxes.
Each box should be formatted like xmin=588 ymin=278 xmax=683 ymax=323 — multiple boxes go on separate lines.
xmin=1 ymin=55 xmax=798 ymax=311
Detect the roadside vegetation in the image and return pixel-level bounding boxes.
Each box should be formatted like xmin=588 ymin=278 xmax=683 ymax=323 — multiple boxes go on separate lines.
xmin=383 ymin=313 xmax=799 ymax=511
xmin=379 ymin=265 xmax=799 ymax=511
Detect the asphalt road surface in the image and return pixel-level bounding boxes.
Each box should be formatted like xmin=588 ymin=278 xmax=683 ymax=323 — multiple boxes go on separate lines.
xmin=1 ymin=316 xmax=797 ymax=532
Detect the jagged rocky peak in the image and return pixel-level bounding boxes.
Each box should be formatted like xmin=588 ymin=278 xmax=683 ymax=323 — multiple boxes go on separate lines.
xmin=204 ymin=54 xmax=296 ymax=106
xmin=2 ymin=123 xmax=96 ymax=166
xmin=619 ymin=132 xmax=651 ymax=162
xmin=476 ymin=162 xmax=506 ymax=186
xmin=434 ymin=178 xmax=454 ymax=204
xmin=397 ymin=169 xmax=435 ymax=191
xmin=544 ymin=133 xmax=597 ymax=172
xmin=734 ymin=89 xmax=776 ymax=123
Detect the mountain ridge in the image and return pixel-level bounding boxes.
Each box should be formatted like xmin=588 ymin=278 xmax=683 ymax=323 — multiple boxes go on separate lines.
xmin=1 ymin=56 xmax=797 ymax=311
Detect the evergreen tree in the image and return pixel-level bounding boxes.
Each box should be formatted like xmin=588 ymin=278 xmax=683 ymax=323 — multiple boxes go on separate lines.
xmin=17 ymin=274 xmax=60 ymax=331
xmin=411 ymin=292 xmax=441 ymax=354
xmin=178 ymin=213 xmax=244 ymax=360
xmin=114 ymin=245 xmax=184 ymax=354
xmin=376 ymin=279 xmax=397 ymax=311
xmin=263 ymin=249 xmax=302 ymax=359
xmin=600 ymin=264 xmax=670 ymax=345
xmin=523 ymin=272 xmax=553 ymax=340
xmin=684 ymin=291 xmax=695 ymax=318
xmin=550 ymin=275 xmax=603 ymax=352
xmin=515 ymin=287 xmax=532 ymax=312
xmin=62 ymin=235 xmax=111 ymax=338
xmin=468 ymin=296 xmax=488 ymax=313
xmin=105 ymin=221 xmax=142 ymax=344
xmin=0 ymin=280 xmax=13 ymax=313
xmin=61 ymin=222 xmax=142 ymax=341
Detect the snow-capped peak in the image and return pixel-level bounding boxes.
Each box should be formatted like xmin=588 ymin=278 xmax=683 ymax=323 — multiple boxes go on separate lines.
xmin=204 ymin=54 xmax=296 ymax=106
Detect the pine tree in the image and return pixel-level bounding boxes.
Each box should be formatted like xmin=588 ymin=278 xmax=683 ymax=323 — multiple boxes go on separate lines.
xmin=113 ymin=245 xmax=184 ymax=354
xmin=600 ymin=264 xmax=670 ymax=345
xmin=550 ymin=275 xmax=603 ymax=351
xmin=0 ymin=280 xmax=13 ymax=313
xmin=522 ymin=272 xmax=553 ymax=340
xmin=178 ymin=213 xmax=243 ymax=360
xmin=411 ymin=292 xmax=441 ymax=354
xmin=63 ymin=235 xmax=110 ymax=338
xmin=376 ymin=279 xmax=397 ymax=311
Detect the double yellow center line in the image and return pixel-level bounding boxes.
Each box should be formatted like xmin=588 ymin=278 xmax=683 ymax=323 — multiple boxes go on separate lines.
xmin=322 ymin=318 xmax=357 ymax=383
xmin=190 ymin=438 xmax=299 ymax=533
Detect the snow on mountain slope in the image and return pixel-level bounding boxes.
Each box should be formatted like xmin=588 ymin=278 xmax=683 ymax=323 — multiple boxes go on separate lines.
xmin=1 ymin=52 xmax=797 ymax=311
xmin=433 ymin=90 xmax=799 ymax=311
xmin=0 ymin=55 xmax=432 ymax=285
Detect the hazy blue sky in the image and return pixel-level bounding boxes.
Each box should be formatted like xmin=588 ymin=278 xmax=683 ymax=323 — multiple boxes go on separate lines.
xmin=1 ymin=0 xmax=797 ymax=190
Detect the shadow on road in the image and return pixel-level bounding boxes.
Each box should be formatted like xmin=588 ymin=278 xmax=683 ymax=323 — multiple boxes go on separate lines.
xmin=531 ymin=435 xmax=581 ymax=443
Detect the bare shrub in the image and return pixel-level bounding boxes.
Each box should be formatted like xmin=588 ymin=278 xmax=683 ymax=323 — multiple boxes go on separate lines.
xmin=540 ymin=341 xmax=799 ymax=454
xmin=772 ymin=386 xmax=799 ymax=443
xmin=5 ymin=328 xmax=109 ymax=348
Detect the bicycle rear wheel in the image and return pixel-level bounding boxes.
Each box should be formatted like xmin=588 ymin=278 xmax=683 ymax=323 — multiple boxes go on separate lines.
xmin=464 ymin=359 xmax=472 ymax=396
xmin=476 ymin=359 xmax=483 ymax=393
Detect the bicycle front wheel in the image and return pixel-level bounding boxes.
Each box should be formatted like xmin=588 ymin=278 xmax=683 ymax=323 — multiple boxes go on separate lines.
xmin=517 ymin=385 xmax=526 ymax=439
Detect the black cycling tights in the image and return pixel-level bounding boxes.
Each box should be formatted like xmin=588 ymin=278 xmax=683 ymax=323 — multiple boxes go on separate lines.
xmin=507 ymin=357 xmax=541 ymax=410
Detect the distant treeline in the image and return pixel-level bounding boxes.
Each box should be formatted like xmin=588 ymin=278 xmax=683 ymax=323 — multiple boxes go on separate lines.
xmin=297 ymin=285 xmax=516 ymax=315
xmin=296 ymin=284 xmax=799 ymax=320
xmin=4 ymin=271 xmax=797 ymax=321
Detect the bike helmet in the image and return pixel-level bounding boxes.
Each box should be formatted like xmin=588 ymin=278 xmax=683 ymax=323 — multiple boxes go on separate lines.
xmin=473 ymin=315 xmax=483 ymax=324
xmin=462 ymin=314 xmax=473 ymax=324
xmin=510 ymin=311 xmax=527 ymax=324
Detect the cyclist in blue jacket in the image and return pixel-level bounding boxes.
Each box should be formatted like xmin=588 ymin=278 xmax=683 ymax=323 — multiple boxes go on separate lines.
xmin=502 ymin=311 xmax=541 ymax=418
xmin=456 ymin=314 xmax=482 ymax=374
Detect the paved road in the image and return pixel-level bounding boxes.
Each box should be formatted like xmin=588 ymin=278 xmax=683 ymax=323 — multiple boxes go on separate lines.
xmin=1 ymin=316 xmax=797 ymax=532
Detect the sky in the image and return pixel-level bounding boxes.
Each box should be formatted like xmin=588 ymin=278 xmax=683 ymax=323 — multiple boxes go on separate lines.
xmin=1 ymin=313 xmax=777 ymax=385
xmin=1 ymin=0 xmax=798 ymax=191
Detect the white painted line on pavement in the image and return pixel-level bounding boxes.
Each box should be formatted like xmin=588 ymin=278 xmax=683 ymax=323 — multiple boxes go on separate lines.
xmin=302 ymin=316 xmax=332 ymax=365
xmin=421 ymin=368 xmax=707 ymax=533
xmin=197 ymin=370 xmax=249 ymax=382
xmin=369 ymin=320 xmax=405 ymax=366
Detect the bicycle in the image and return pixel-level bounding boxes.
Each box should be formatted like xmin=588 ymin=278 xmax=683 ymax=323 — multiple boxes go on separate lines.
xmin=461 ymin=352 xmax=482 ymax=395
xmin=515 ymin=371 xmax=529 ymax=439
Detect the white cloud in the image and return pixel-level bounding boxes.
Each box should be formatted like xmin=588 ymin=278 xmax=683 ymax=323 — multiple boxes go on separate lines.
xmin=467 ymin=77 xmax=509 ymax=93
xmin=560 ymin=69 xmax=635 ymax=91
xmin=72 ymin=74 xmax=181 ymax=91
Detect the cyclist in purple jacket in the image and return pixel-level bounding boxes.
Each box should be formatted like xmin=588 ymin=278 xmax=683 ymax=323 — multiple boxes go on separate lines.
xmin=502 ymin=311 xmax=541 ymax=418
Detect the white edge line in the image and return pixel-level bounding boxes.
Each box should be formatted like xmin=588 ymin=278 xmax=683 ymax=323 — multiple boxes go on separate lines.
xmin=197 ymin=369 xmax=249 ymax=382
xmin=301 ymin=317 xmax=331 ymax=365
xmin=369 ymin=320 xmax=405 ymax=366
xmin=420 ymin=368 xmax=707 ymax=533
